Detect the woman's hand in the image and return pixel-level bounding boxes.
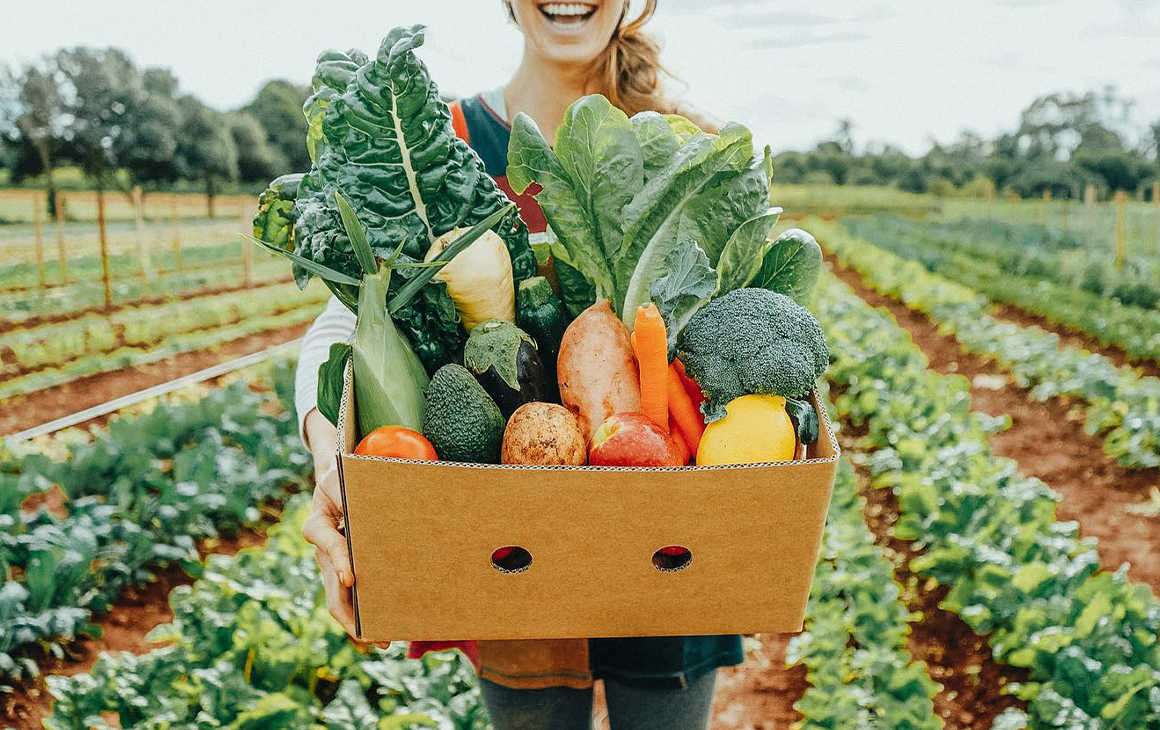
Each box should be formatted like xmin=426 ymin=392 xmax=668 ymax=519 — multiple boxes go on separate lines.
xmin=300 ymin=407 xmax=358 ymax=637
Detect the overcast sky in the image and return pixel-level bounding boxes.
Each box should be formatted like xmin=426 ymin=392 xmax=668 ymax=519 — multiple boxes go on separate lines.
xmin=4 ymin=0 xmax=1159 ymax=155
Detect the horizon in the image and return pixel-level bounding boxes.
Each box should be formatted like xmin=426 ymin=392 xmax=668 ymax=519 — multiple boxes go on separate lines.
xmin=3 ymin=0 xmax=1160 ymax=156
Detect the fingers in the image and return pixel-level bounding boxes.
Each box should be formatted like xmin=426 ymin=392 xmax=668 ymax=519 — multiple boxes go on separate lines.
xmin=318 ymin=549 xmax=359 ymax=637
xmin=302 ymin=511 xmax=354 ymax=588
xmin=314 ymin=462 xmax=346 ymax=519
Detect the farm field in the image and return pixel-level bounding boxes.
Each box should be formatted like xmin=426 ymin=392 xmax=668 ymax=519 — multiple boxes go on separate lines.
xmin=1 ymin=183 xmax=1158 ymax=729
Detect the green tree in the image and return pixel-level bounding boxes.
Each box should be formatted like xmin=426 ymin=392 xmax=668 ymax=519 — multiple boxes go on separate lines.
xmin=53 ymin=47 xmax=142 ymax=198
xmin=228 ymin=111 xmax=283 ymax=182
xmin=0 ymin=60 xmax=67 ymax=212
xmin=242 ymin=79 xmax=310 ymax=172
xmin=176 ymin=96 xmax=237 ymax=216
xmin=118 ymin=67 xmax=183 ymax=189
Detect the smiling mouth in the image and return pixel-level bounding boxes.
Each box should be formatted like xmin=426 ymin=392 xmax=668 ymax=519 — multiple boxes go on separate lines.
xmin=538 ymin=2 xmax=598 ymax=28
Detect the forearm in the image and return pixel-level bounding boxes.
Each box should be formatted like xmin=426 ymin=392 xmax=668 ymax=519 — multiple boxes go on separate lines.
xmin=296 ymin=296 xmax=357 ymax=446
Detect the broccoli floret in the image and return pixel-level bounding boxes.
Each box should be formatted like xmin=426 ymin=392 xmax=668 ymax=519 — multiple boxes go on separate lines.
xmin=678 ymin=288 xmax=828 ymax=422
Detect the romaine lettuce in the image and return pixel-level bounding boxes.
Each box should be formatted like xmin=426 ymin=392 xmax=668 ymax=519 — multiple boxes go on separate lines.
xmin=507 ymin=94 xmax=784 ymax=335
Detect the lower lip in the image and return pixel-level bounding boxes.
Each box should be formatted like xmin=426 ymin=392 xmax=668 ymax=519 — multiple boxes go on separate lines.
xmin=539 ymin=8 xmax=596 ymax=35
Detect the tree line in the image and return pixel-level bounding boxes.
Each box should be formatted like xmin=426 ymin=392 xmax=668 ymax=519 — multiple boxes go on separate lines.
xmin=775 ymin=87 xmax=1160 ymax=200
xmin=0 ymin=47 xmax=310 ymax=214
xmin=2 ymin=49 xmax=1159 ymax=213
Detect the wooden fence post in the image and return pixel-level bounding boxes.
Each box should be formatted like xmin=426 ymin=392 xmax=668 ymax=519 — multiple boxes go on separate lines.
xmin=1084 ymin=184 xmax=1097 ymax=244
xmin=171 ymin=194 xmax=182 ymax=271
xmin=132 ymin=186 xmax=153 ymax=280
xmin=33 ymin=194 xmax=46 ymax=289
xmin=1114 ymin=191 xmax=1127 ymax=268
xmin=1151 ymin=181 xmax=1159 ymax=255
xmin=54 ymin=191 xmax=68 ymax=283
xmin=97 ymin=188 xmax=112 ymax=308
xmin=241 ymin=201 xmax=253 ymax=286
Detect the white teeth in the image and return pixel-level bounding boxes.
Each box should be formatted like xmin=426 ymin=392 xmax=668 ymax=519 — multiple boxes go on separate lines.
xmin=541 ymin=3 xmax=594 ymax=17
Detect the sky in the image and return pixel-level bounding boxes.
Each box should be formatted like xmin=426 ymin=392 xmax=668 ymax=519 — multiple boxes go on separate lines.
xmin=3 ymin=0 xmax=1160 ymax=155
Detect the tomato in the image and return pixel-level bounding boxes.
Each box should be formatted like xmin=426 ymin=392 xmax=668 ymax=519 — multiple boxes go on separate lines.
xmin=354 ymin=426 xmax=438 ymax=461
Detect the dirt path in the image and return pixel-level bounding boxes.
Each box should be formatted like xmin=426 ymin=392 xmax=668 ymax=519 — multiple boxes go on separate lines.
xmin=709 ymin=635 xmax=804 ymax=729
xmin=828 ymin=258 xmax=1160 ymax=595
xmin=1 ymin=526 xmax=270 ymax=728
xmin=0 ymin=321 xmax=309 ymax=436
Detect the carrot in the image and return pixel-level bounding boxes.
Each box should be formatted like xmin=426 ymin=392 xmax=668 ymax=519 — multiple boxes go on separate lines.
xmin=673 ymin=358 xmax=706 ymax=413
xmin=630 ymin=303 xmax=670 ymax=431
xmin=669 ymin=414 xmax=691 ymax=464
xmin=667 ymin=364 xmax=705 ymax=454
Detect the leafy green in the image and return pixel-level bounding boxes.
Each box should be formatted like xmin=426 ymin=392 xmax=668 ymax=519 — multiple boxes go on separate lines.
xmin=752 ymin=228 xmax=823 ymax=306
xmin=507 ymin=95 xmax=780 ymax=331
xmin=649 ymin=239 xmax=716 ymax=352
xmin=317 ymin=342 xmax=352 ymax=427
xmin=815 ymin=217 xmax=1160 ymax=469
xmin=256 ymin=26 xmax=536 ymax=371
xmin=0 ymin=363 xmax=309 ymax=688
xmin=784 ymin=397 xmax=819 ymax=446
xmin=817 ymin=270 xmax=1160 ymax=728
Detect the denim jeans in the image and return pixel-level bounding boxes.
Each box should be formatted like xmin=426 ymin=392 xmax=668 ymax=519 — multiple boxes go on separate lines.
xmin=479 ymin=669 xmax=717 ymax=730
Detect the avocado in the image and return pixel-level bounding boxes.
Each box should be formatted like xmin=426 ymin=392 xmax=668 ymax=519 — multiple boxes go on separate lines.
xmin=422 ymin=364 xmax=505 ymax=463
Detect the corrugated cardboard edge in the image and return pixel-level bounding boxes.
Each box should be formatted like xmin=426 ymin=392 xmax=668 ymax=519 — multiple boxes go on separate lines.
xmin=335 ymin=361 xmax=840 ymax=638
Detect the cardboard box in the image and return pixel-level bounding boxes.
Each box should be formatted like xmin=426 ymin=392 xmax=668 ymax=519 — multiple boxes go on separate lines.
xmin=336 ymin=366 xmax=839 ymax=642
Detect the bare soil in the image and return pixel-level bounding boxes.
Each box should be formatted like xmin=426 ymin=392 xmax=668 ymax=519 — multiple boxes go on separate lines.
xmin=0 ymin=321 xmax=309 ymax=436
xmin=828 ymin=257 xmax=1160 ymax=595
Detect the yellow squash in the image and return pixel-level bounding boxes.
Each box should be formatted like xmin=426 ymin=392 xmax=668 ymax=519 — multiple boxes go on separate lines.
xmin=696 ymin=394 xmax=797 ymax=466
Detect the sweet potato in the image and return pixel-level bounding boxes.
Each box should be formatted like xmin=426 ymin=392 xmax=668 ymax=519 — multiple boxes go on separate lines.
xmin=557 ymin=300 xmax=641 ymax=441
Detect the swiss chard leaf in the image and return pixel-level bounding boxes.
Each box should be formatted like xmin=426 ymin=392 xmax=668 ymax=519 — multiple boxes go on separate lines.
xmin=317 ymin=342 xmax=352 ymax=427
xmin=752 ymin=228 xmax=823 ymax=306
xmin=281 ymin=25 xmax=534 ymax=371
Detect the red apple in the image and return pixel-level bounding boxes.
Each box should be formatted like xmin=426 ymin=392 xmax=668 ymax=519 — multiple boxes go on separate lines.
xmin=589 ymin=413 xmax=686 ymax=467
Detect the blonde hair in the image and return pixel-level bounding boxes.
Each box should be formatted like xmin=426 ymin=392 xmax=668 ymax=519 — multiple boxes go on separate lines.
xmin=507 ymin=0 xmax=671 ymax=116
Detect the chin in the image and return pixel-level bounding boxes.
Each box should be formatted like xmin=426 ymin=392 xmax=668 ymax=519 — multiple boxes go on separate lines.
xmin=521 ymin=1 xmax=618 ymax=64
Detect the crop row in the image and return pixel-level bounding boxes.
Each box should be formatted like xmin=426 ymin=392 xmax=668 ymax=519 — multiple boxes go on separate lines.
xmin=788 ymin=459 xmax=942 ymax=729
xmin=814 ymin=218 xmax=1160 ymax=469
xmin=843 ymin=216 xmax=1160 ymax=362
xmin=816 ymin=272 xmax=1160 ymax=728
xmin=41 ymin=496 xmax=488 ymax=730
xmin=0 ymin=362 xmax=310 ymax=686
xmin=0 ymin=284 xmax=328 ymax=401
xmin=3 ymin=279 xmax=327 ymax=371
xmin=846 ymin=215 xmax=1160 ymax=311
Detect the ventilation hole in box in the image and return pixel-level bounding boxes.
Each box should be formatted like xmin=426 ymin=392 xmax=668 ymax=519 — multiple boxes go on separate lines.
xmin=653 ymin=546 xmax=692 ymax=572
xmin=491 ymin=546 xmax=532 ymax=573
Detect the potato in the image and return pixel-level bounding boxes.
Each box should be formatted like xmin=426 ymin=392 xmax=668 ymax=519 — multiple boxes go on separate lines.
xmin=501 ymin=402 xmax=587 ymax=466
xmin=557 ymin=300 xmax=641 ymax=441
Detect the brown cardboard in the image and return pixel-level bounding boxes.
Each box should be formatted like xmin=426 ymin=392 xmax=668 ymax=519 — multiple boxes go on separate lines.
xmin=336 ymin=365 xmax=839 ymax=642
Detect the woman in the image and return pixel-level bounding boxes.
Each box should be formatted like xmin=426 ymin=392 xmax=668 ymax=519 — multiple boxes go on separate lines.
xmin=298 ymin=2 xmax=734 ymax=727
